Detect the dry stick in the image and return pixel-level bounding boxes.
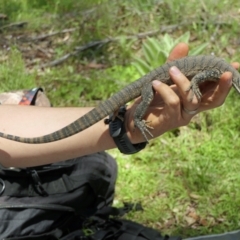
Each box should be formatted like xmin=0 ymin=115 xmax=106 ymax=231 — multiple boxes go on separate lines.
xmin=0 ymin=21 xmax=28 ymax=32
xmin=39 ymin=40 xmax=111 ymax=68
xmin=39 ymin=53 xmax=73 ymax=68
xmin=39 ymin=24 xmax=179 ymax=69
xmin=39 ymin=19 xmax=231 ymax=69
xmin=30 ymin=28 xmax=78 ymax=41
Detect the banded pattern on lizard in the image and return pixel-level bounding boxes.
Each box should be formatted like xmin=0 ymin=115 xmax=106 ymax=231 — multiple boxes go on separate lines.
xmin=0 ymin=55 xmax=240 ymax=143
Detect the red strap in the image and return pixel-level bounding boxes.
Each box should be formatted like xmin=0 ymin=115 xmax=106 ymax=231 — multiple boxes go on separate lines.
xmin=19 ymin=87 xmax=43 ymax=106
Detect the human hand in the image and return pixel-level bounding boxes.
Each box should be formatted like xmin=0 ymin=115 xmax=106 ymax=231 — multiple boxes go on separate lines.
xmin=126 ymin=42 xmax=239 ymax=144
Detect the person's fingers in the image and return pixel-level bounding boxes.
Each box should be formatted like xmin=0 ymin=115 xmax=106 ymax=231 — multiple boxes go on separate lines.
xmin=168 ymin=66 xmax=200 ymax=118
xmin=199 ymin=72 xmax=232 ymax=111
xmin=166 ymin=42 xmax=189 ymax=62
xmin=231 ymin=62 xmax=240 ymax=70
xmin=148 ymin=43 xmax=189 ymax=105
xmin=211 ymin=72 xmax=232 ymax=105
xmin=152 ymin=80 xmax=180 ymax=113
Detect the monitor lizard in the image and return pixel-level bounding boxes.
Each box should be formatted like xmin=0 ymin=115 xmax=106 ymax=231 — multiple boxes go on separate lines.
xmin=0 ymin=55 xmax=239 ymax=144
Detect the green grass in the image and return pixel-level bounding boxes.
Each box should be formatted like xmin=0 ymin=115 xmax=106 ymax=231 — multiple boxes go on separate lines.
xmin=0 ymin=0 xmax=240 ymax=238
xmin=0 ymin=48 xmax=36 ymax=91
xmin=110 ymin=91 xmax=240 ymax=237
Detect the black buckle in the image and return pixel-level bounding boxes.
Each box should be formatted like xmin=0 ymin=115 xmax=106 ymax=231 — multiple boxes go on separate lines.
xmin=27 ymin=169 xmax=48 ymax=196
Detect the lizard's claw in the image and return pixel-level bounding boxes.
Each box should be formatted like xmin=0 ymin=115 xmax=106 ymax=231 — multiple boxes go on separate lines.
xmin=134 ymin=119 xmax=153 ymax=143
xmin=186 ymin=83 xmax=202 ymax=102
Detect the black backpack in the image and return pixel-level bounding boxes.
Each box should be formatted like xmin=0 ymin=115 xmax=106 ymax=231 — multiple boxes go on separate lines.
xmin=0 ymin=153 xmax=116 ymax=239
xmin=0 ymin=152 xmax=181 ymax=240
xmin=60 ymin=217 xmax=181 ymax=240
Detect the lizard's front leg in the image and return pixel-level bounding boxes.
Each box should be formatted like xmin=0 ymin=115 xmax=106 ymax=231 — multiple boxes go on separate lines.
xmin=133 ymin=83 xmax=154 ymax=142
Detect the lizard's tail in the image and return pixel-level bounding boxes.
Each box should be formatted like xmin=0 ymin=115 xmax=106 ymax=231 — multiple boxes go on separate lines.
xmin=0 ymin=80 xmax=143 ymax=144
xmin=0 ymin=90 xmax=125 ymax=144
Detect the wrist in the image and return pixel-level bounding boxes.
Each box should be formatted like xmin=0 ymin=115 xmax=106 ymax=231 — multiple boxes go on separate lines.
xmin=107 ymin=106 xmax=147 ymax=154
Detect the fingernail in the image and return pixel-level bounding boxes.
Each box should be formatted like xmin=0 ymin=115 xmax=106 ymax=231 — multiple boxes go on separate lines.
xmin=152 ymin=80 xmax=161 ymax=86
xmin=170 ymin=66 xmax=180 ymax=75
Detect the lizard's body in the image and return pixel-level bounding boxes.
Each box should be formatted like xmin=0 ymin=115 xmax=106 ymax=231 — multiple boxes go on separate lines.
xmin=1 ymin=55 xmax=240 ymax=143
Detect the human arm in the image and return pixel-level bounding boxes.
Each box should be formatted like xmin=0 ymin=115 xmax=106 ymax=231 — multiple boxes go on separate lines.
xmin=0 ymin=105 xmax=117 ymax=167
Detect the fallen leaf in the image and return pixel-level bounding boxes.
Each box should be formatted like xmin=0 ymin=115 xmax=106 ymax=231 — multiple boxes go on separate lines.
xmin=189 ymin=193 xmax=202 ymax=200
xmin=184 ymin=216 xmax=197 ymax=226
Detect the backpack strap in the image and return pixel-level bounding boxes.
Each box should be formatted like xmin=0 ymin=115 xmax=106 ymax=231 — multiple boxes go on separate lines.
xmin=79 ymin=218 xmax=181 ymax=240
xmin=96 ymin=202 xmax=143 ymax=218
xmin=19 ymin=87 xmax=44 ymax=105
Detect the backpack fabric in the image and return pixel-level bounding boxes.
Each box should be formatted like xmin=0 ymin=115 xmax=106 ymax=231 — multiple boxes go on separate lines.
xmin=0 ymin=153 xmax=182 ymax=240
xmin=0 ymin=152 xmax=117 ymax=239
xmin=60 ymin=218 xmax=182 ymax=240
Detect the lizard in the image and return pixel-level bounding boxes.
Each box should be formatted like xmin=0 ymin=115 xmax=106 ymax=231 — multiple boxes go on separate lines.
xmin=0 ymin=55 xmax=239 ymax=144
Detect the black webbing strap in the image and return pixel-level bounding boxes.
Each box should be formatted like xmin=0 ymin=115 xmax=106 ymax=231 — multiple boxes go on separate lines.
xmin=26 ymin=169 xmax=49 ymax=196
xmin=19 ymin=87 xmax=43 ymax=106
xmin=96 ymin=202 xmax=143 ymax=218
